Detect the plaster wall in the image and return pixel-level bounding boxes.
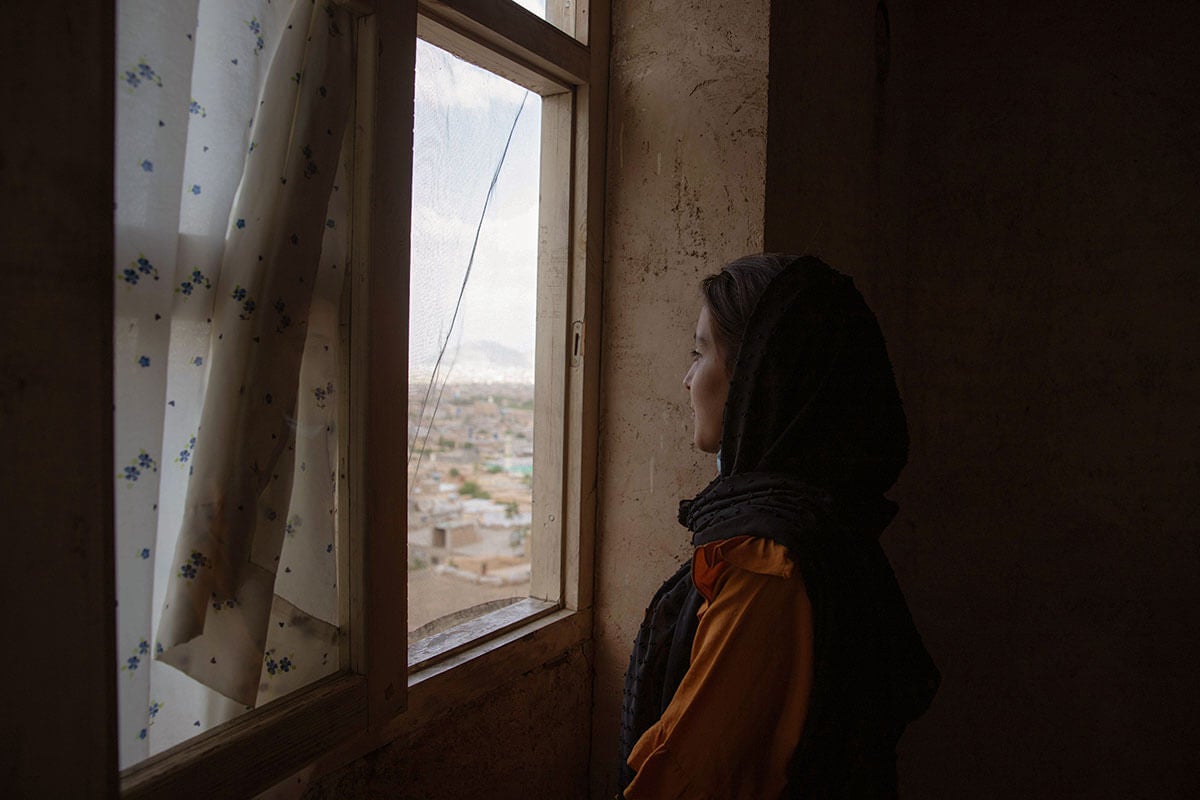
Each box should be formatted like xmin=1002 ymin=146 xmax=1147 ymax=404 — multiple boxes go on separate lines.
xmin=589 ymin=0 xmax=770 ymax=795
xmin=765 ymin=0 xmax=1200 ymax=796
xmin=304 ymin=644 xmax=591 ymax=799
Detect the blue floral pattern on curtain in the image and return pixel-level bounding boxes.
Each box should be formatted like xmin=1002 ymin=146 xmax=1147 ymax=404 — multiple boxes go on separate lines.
xmin=114 ymin=0 xmax=353 ymax=768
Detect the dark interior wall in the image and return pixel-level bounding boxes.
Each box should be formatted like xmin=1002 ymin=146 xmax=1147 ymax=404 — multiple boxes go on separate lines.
xmin=767 ymin=1 xmax=1200 ymax=796
xmin=304 ymin=644 xmax=591 ymax=799
xmin=0 ymin=4 xmax=117 ymax=798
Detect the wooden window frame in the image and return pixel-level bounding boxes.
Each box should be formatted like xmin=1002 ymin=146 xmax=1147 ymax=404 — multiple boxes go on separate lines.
xmin=117 ymin=1 xmax=607 ymax=797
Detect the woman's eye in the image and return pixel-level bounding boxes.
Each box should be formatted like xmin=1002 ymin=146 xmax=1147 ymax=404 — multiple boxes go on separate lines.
xmin=689 ymin=349 xmax=701 ymax=361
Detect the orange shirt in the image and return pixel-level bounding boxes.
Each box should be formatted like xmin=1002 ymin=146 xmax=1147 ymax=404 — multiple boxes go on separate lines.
xmin=625 ymin=536 xmax=814 ymax=800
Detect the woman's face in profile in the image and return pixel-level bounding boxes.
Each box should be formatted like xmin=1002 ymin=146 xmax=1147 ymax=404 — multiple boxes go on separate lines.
xmin=683 ymin=305 xmax=730 ymax=454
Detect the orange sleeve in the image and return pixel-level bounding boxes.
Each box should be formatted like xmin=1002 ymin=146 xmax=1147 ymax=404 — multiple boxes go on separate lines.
xmin=625 ymin=537 xmax=814 ymax=800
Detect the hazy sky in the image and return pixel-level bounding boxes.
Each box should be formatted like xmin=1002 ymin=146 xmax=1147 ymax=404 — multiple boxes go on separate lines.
xmin=409 ymin=1 xmax=549 ymax=382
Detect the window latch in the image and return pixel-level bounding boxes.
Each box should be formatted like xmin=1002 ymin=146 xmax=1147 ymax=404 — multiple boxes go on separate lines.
xmin=571 ymin=320 xmax=584 ymax=367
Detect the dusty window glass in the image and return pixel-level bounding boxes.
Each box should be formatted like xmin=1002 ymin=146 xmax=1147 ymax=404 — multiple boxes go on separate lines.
xmin=407 ymin=40 xmax=542 ymax=647
xmin=114 ymin=0 xmax=351 ymax=768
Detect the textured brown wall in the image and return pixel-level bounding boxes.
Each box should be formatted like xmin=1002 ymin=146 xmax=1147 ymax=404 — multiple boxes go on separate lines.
xmin=0 ymin=4 xmax=117 ymax=798
xmin=766 ymin=0 xmax=1200 ymax=796
xmin=589 ymin=0 xmax=771 ymax=795
xmin=304 ymin=644 xmax=591 ymax=800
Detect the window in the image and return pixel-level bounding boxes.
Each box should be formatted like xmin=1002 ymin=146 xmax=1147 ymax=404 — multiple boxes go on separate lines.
xmin=114 ymin=0 xmax=356 ymax=768
xmin=116 ymin=1 xmax=605 ymax=796
xmin=406 ymin=39 xmax=546 ymax=658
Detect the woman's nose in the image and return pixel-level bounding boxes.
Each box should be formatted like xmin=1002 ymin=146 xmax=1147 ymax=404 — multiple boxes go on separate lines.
xmin=683 ymin=363 xmax=694 ymax=391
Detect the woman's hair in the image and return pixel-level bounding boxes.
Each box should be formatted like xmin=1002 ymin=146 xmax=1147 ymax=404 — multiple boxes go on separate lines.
xmin=700 ymin=253 xmax=797 ymax=368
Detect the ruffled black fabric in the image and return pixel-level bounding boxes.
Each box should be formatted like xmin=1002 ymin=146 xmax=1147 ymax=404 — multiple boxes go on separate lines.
xmin=618 ymin=256 xmax=939 ymax=797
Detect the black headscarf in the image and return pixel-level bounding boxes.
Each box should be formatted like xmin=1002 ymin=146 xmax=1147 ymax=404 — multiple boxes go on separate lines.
xmin=618 ymin=256 xmax=939 ymax=797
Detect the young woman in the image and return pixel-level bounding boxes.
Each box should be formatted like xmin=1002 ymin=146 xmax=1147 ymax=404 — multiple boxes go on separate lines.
xmin=618 ymin=255 xmax=940 ymax=798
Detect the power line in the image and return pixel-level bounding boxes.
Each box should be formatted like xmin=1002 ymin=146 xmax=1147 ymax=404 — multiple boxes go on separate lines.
xmin=409 ymin=91 xmax=531 ymax=490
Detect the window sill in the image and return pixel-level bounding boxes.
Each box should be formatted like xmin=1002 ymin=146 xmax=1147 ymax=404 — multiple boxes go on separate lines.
xmin=123 ymin=673 xmax=367 ymax=800
xmin=402 ymin=604 xmax=591 ymax=726
xmin=269 ymin=606 xmax=592 ymax=796
xmin=407 ymin=596 xmax=560 ymax=671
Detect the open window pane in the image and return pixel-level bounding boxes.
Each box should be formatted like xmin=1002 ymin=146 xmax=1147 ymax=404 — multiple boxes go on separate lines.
xmin=407 ymin=40 xmax=543 ymax=651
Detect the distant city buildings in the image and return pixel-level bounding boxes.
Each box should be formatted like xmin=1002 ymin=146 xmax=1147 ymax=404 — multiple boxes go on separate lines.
xmin=407 ymin=382 xmax=534 ymax=634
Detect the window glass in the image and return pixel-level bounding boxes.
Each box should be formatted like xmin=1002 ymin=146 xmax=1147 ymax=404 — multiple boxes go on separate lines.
xmin=408 ymin=40 xmax=542 ymax=646
xmin=512 ymin=0 xmax=548 ymax=17
xmin=515 ymin=0 xmax=586 ymax=42
xmin=513 ymin=0 xmax=554 ymax=29
xmin=114 ymin=0 xmax=350 ymax=768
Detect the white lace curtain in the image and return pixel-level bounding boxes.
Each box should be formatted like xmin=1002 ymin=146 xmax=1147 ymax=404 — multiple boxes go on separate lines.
xmin=115 ymin=0 xmax=352 ymax=768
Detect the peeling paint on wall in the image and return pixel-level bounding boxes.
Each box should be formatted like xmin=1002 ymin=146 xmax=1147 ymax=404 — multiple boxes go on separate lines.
xmin=591 ymin=1 xmax=770 ymax=795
